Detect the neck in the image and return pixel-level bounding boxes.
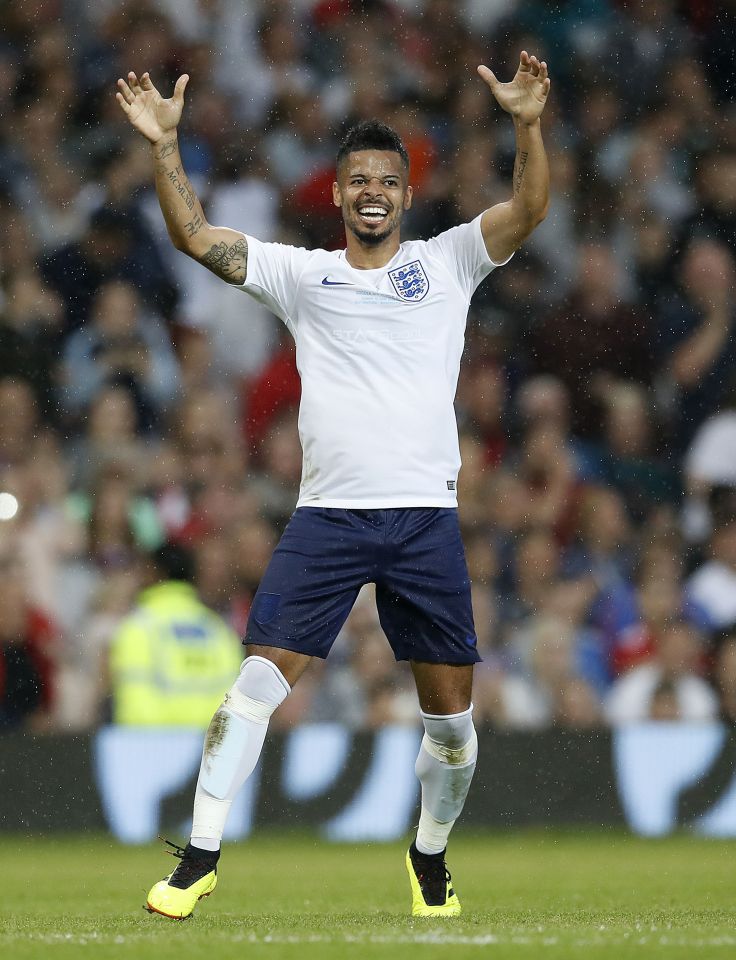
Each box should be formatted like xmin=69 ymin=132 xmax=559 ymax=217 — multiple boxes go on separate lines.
xmin=344 ymin=231 xmax=401 ymax=269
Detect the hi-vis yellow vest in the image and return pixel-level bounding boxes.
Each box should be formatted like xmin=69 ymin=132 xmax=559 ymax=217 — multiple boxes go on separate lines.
xmin=109 ymin=582 xmax=242 ymax=727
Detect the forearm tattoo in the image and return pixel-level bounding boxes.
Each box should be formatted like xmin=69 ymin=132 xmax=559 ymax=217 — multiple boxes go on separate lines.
xmin=514 ymin=150 xmax=529 ymax=195
xmin=200 ymin=238 xmax=248 ymax=284
xmin=154 ymin=137 xmax=177 ymax=161
xmin=166 ymin=165 xmax=196 ymax=211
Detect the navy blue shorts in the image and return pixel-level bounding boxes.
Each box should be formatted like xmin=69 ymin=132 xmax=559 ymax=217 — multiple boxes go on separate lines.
xmin=245 ymin=507 xmax=480 ymax=665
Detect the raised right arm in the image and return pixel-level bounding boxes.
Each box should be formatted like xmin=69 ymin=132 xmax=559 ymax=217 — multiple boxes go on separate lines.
xmin=150 ymin=130 xmax=248 ymax=283
xmin=116 ymin=71 xmax=247 ymax=284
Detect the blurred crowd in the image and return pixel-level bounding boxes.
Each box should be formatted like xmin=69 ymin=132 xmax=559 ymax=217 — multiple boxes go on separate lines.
xmin=2 ymin=0 xmax=736 ymax=734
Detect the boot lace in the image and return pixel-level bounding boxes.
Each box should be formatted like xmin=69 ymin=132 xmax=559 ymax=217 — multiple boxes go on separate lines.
xmin=161 ymin=839 xmax=217 ymax=890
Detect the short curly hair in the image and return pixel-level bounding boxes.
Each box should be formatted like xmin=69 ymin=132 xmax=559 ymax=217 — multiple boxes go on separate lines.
xmin=336 ymin=120 xmax=409 ymax=173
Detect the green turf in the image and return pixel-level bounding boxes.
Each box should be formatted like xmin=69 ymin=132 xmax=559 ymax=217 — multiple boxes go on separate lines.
xmin=0 ymin=832 xmax=734 ymax=959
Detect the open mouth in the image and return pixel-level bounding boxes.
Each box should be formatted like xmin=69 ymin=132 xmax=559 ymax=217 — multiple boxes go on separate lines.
xmin=357 ymin=205 xmax=389 ymax=225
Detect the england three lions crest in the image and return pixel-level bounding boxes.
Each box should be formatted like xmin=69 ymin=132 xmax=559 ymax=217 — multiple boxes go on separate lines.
xmin=388 ymin=260 xmax=429 ymax=302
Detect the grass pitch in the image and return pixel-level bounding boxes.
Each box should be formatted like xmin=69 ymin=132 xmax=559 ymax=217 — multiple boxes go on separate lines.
xmin=0 ymin=831 xmax=734 ymax=959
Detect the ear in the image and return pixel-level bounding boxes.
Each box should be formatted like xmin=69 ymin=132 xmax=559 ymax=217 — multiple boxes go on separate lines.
xmin=332 ymin=181 xmax=342 ymax=208
xmin=404 ymin=185 xmax=413 ymax=210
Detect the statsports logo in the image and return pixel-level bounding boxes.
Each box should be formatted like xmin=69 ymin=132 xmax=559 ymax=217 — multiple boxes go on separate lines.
xmin=388 ymin=260 xmax=429 ymax=302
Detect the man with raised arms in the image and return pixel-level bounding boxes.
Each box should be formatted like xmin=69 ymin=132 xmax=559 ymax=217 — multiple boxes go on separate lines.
xmin=116 ymin=50 xmax=550 ymax=919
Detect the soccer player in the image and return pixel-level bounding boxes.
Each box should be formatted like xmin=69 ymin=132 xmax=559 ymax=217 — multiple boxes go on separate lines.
xmin=116 ymin=50 xmax=550 ymax=919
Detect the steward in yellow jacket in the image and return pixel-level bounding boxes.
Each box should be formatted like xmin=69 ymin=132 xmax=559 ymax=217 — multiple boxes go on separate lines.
xmin=109 ymin=546 xmax=242 ymax=727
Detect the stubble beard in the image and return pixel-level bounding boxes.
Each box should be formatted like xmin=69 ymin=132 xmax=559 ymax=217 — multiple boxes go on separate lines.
xmin=344 ymin=206 xmax=401 ymax=247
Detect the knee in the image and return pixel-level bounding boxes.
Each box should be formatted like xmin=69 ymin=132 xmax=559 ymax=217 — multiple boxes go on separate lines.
xmin=225 ymin=656 xmax=291 ymax=723
xmin=421 ymin=705 xmax=477 ymax=765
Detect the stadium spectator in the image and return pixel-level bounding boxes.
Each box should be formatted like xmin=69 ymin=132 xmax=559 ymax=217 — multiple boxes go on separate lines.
xmin=605 ymin=565 xmax=705 ymax=680
xmin=67 ymin=384 xmax=156 ymax=491
xmin=531 ymin=242 xmax=650 ymax=440
xmin=492 ymin=614 xmax=603 ymax=729
xmin=499 ymin=529 xmax=564 ymax=630
xmin=512 ymin=420 xmax=583 ymax=545
xmin=679 ymin=150 xmax=736 ymax=254
xmin=462 ymin=529 xmax=500 ymax=656
xmin=178 ymin=387 xmax=244 ymax=492
xmin=711 ymin=632 xmax=736 ymax=723
xmin=514 ymin=374 xmax=599 ymax=479
xmin=681 ymin=377 xmax=736 ymax=544
xmin=0 ymin=550 xmax=57 ymax=731
xmin=567 ymin=485 xmax=634 ymax=586
xmin=0 ymin=268 xmax=62 ymax=419
xmin=83 ymin=140 xmax=176 ymax=259
xmin=148 ymin=439 xmax=192 ymax=542
xmin=43 ymin=207 xmax=177 ymax=334
xmin=20 ymin=165 xmax=87 ymax=255
xmin=654 ymin=239 xmax=736 ymax=454
xmin=192 ymin=533 xmax=237 ymax=620
xmin=54 ymin=560 xmax=141 ymax=731
xmin=687 ymin=495 xmax=736 ymax=633
xmin=514 ymin=374 xmax=570 ymax=435
xmin=596 ymin=380 xmax=679 ymax=522
xmin=630 ymin=212 xmax=676 ymax=316
xmin=242 ymin=337 xmax=301 ymax=449
xmin=456 ymin=433 xmax=495 ymax=532
xmin=228 ymin=515 xmax=279 ymax=631
xmin=456 ymin=361 xmax=508 ymax=467
xmin=605 ymin=621 xmax=718 ymax=724
xmin=248 ymin=412 xmax=303 ymax=530
xmin=0 ymin=376 xmax=40 ymax=470
xmin=684 ymin=390 xmax=736 ymax=494
xmin=68 ymin=465 xmax=164 ymax=570
xmin=61 ymin=278 xmax=180 ymax=432
xmin=108 ymin=545 xmax=242 ymax=727
xmin=0 ymin=437 xmax=86 ymax=626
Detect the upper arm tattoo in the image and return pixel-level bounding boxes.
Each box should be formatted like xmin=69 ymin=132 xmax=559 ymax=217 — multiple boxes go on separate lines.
xmin=200 ymin=237 xmax=248 ymax=285
xmin=184 ymin=213 xmax=204 ymax=238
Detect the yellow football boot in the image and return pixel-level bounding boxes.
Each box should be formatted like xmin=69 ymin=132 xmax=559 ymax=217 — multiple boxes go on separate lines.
xmin=406 ymin=842 xmax=462 ymax=918
xmin=146 ymin=841 xmax=218 ymax=920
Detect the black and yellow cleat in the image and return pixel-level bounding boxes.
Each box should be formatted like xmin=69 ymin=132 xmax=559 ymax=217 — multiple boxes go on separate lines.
xmin=146 ymin=840 xmax=218 ymax=920
xmin=406 ymin=842 xmax=462 ymax=918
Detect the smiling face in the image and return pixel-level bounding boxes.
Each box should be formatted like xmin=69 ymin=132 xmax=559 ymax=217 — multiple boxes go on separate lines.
xmin=333 ymin=150 xmax=413 ymax=248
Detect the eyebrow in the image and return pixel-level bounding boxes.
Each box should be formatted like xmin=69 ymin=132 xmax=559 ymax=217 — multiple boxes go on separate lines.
xmin=347 ymin=171 xmax=401 ymax=180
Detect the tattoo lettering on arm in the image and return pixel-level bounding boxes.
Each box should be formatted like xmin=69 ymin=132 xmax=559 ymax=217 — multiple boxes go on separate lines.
xmin=184 ymin=213 xmax=204 ymax=238
xmin=166 ymin=165 xmax=196 ymax=211
xmin=200 ymin=237 xmax=248 ymax=284
xmin=514 ymin=150 xmax=529 ymax=196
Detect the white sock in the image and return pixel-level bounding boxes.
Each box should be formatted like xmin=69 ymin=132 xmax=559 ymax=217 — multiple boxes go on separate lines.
xmin=414 ymin=706 xmax=477 ymax=855
xmin=190 ymin=656 xmax=290 ymax=851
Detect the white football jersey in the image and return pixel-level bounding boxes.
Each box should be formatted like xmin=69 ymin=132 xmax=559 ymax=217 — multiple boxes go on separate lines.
xmin=237 ymin=215 xmax=509 ymax=508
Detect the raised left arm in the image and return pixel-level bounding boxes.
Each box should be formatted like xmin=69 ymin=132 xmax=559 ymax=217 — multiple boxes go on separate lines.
xmin=477 ymin=52 xmax=551 ymax=263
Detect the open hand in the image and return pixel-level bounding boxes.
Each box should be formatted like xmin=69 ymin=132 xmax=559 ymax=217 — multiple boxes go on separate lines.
xmin=478 ymin=51 xmax=550 ymax=126
xmin=116 ymin=71 xmax=189 ymax=144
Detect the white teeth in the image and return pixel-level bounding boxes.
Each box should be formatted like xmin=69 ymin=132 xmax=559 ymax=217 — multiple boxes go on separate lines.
xmin=359 ymin=207 xmax=387 ymax=216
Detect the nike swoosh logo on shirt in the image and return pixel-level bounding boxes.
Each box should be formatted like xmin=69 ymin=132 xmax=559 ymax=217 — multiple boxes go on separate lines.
xmin=322 ymin=277 xmax=354 ymax=286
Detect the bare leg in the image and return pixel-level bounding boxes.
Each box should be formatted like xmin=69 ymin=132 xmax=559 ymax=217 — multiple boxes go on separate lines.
xmin=245 ymin=644 xmax=314 ymax=687
xmin=410 ymin=661 xmax=473 ymax=714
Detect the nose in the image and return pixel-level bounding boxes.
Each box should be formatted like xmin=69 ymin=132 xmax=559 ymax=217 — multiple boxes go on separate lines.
xmin=361 ymin=178 xmax=385 ymax=193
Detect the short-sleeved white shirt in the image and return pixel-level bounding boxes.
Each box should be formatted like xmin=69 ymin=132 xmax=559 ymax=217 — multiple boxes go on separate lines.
xmin=237 ymin=215 xmax=508 ymax=508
